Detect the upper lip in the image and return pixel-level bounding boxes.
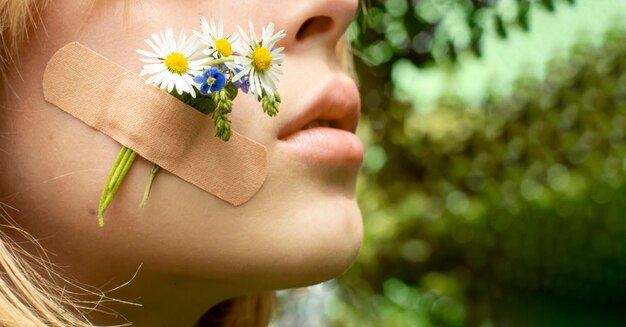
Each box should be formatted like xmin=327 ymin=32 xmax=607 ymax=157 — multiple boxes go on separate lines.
xmin=277 ymin=76 xmax=361 ymax=139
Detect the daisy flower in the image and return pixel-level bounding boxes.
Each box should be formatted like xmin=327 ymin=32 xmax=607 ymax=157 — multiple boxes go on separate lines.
xmin=233 ymin=21 xmax=286 ymax=99
xmin=193 ymin=17 xmax=240 ymax=71
xmin=137 ymin=28 xmax=205 ymax=98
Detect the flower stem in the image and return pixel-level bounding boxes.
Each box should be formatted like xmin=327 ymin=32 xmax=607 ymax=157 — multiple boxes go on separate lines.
xmin=107 ymin=147 xmax=132 ymax=191
xmin=99 ymin=147 xmax=127 ymax=210
xmin=139 ymin=164 xmax=160 ymax=208
xmin=203 ymin=57 xmax=235 ymax=67
xmin=97 ymin=147 xmax=137 ymax=227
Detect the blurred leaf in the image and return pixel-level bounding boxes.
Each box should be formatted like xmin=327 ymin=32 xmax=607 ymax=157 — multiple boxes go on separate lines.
xmin=494 ymin=13 xmax=508 ymax=38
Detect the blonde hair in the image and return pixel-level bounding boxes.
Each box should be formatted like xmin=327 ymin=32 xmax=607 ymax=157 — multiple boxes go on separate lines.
xmin=0 ymin=0 xmax=276 ymax=325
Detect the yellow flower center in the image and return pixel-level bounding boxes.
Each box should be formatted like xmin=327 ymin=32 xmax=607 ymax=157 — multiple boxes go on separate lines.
xmin=252 ymin=47 xmax=272 ymax=72
xmin=215 ymin=38 xmax=233 ymax=57
xmin=164 ymin=52 xmax=188 ymax=74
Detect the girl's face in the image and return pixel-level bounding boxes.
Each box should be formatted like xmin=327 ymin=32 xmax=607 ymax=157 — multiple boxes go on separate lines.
xmin=0 ymin=0 xmax=362 ymax=313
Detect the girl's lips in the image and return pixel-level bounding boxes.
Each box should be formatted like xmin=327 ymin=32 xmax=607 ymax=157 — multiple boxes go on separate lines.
xmin=277 ymin=75 xmax=363 ymax=165
xmin=278 ymin=126 xmax=364 ymax=165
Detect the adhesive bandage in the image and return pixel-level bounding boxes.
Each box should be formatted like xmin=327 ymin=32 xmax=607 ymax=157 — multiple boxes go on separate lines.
xmin=43 ymin=42 xmax=267 ymax=206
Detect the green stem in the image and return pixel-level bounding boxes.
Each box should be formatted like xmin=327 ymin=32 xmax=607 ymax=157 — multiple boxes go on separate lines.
xmin=202 ymin=57 xmax=235 ymax=67
xmin=99 ymin=147 xmax=128 ymax=210
xmin=98 ymin=149 xmax=137 ymax=227
xmin=139 ymin=164 xmax=160 ymax=208
xmin=107 ymin=147 xmax=132 ymax=191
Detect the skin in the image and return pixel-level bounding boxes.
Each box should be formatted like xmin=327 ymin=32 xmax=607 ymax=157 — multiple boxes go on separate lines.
xmin=0 ymin=0 xmax=362 ymax=326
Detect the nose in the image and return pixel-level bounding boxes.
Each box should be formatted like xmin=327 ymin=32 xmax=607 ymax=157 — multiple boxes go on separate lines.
xmin=279 ymin=0 xmax=359 ymax=52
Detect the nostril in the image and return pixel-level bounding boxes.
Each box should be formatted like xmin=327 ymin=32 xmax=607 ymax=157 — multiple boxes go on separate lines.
xmin=296 ymin=16 xmax=334 ymax=41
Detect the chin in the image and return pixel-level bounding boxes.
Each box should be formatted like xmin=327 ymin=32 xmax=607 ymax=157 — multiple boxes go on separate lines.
xmin=253 ymin=193 xmax=364 ymax=291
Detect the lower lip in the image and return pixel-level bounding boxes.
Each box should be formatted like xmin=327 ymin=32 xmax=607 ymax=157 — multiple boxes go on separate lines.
xmin=278 ymin=127 xmax=364 ymax=165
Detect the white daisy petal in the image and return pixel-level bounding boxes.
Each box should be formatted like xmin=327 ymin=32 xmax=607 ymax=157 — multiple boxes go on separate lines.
xmin=235 ymin=21 xmax=286 ymax=98
xmin=146 ymin=69 xmax=167 ymax=87
xmin=269 ymin=66 xmax=283 ymax=76
xmin=181 ymin=37 xmax=199 ymax=57
xmin=266 ymin=68 xmax=280 ymax=82
xmin=202 ymin=48 xmax=215 ymax=57
xmin=200 ymin=16 xmax=210 ymax=34
xmin=177 ymin=30 xmax=185 ymax=52
xmin=137 ymin=28 xmax=203 ymax=97
xmin=166 ymin=28 xmax=177 ymax=53
xmin=260 ymin=74 xmax=275 ymax=95
xmin=136 ymin=49 xmax=159 ymax=58
xmin=186 ymin=58 xmax=205 ymax=67
xmin=261 ymin=23 xmax=274 ymax=46
xmin=272 ymin=55 xmax=285 ymax=65
xmin=265 ymin=34 xmax=285 ymax=49
xmin=174 ymin=74 xmax=186 ymax=95
xmin=152 ymin=70 xmax=169 ymax=86
xmin=159 ymin=30 xmax=170 ymax=53
xmin=218 ymin=17 xmax=224 ymax=38
xmin=182 ymin=74 xmax=197 ymax=96
xmin=248 ymin=21 xmax=258 ymax=44
xmin=142 ymin=64 xmax=166 ymax=74
xmin=237 ymin=25 xmax=249 ymax=43
xmin=182 ymin=73 xmax=195 ymax=86
xmin=232 ymin=70 xmax=246 ymax=82
xmin=144 ymin=74 xmax=158 ymax=85
xmin=192 ymin=29 xmax=205 ymax=42
xmin=151 ymin=33 xmax=166 ymax=54
xmin=209 ymin=17 xmax=216 ymax=38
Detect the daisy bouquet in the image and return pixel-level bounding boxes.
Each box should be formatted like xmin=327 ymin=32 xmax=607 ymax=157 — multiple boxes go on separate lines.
xmin=97 ymin=17 xmax=285 ymax=227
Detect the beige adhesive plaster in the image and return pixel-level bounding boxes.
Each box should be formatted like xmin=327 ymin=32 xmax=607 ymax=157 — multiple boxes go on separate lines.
xmin=43 ymin=42 xmax=267 ymax=206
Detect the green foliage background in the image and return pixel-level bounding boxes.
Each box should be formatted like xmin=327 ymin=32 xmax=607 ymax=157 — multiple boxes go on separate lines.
xmin=319 ymin=1 xmax=626 ymax=326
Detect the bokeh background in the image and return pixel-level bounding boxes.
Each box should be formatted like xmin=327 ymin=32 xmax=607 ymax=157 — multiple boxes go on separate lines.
xmin=272 ymin=0 xmax=626 ymax=326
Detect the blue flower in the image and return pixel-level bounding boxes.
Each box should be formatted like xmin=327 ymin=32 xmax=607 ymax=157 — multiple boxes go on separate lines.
xmin=193 ymin=67 xmax=226 ymax=95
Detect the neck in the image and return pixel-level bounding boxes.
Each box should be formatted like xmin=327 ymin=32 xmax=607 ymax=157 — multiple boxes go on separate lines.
xmin=79 ymin=265 xmax=237 ymax=327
